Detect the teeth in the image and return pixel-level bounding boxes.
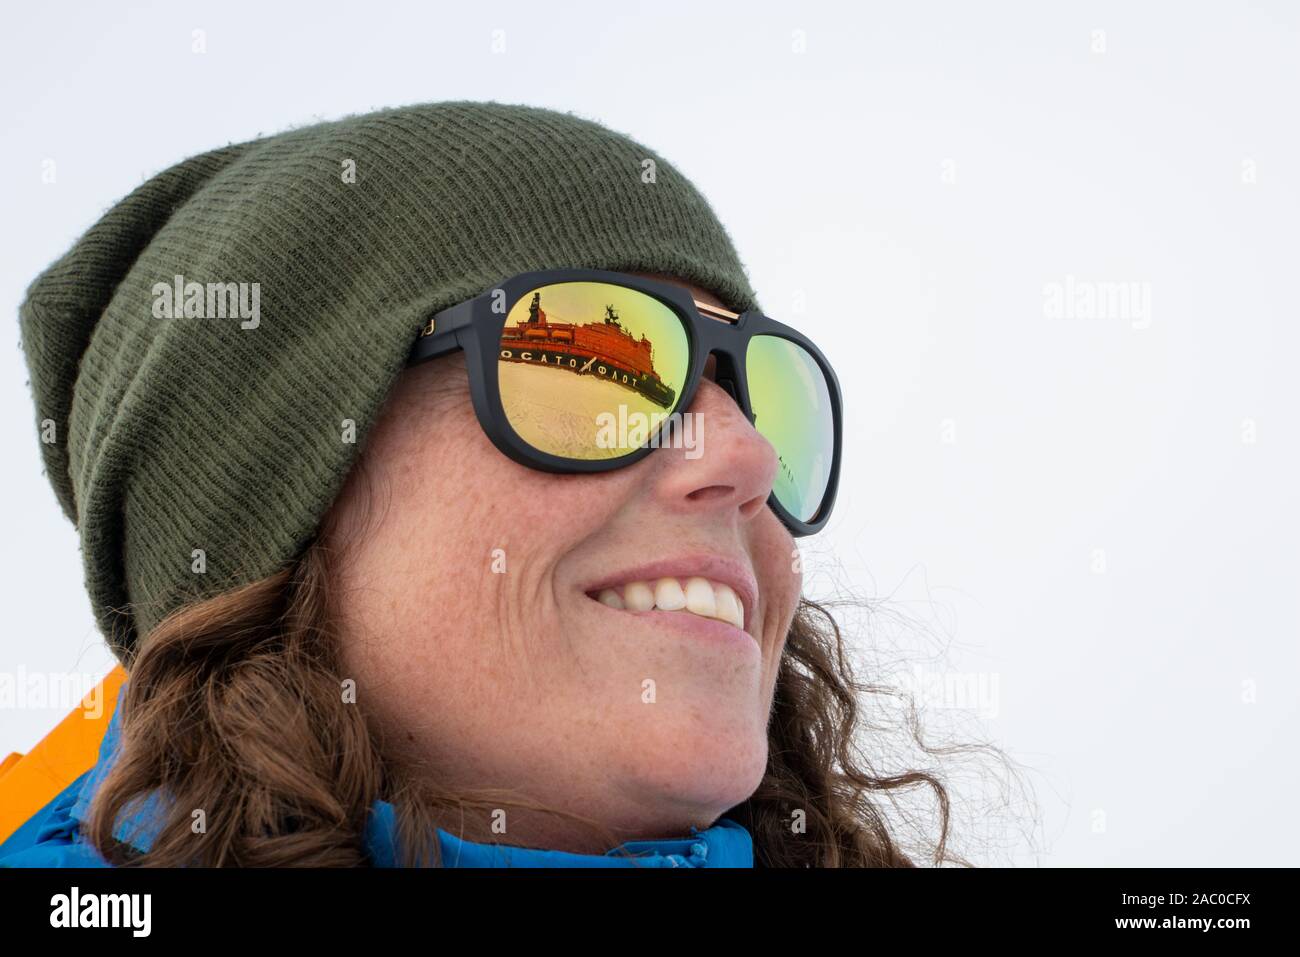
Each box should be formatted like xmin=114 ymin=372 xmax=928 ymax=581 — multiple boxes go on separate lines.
xmin=684 ymin=577 xmax=716 ymax=618
xmin=653 ymin=578 xmax=686 ymax=611
xmin=714 ymin=583 xmax=741 ymax=628
xmin=591 ymin=576 xmax=747 ymax=630
xmin=623 ymin=581 xmax=655 ymax=611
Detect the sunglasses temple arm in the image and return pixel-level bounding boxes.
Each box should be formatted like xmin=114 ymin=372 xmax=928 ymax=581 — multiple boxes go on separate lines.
xmin=409 ymin=330 xmax=463 ymax=364
xmin=408 ymin=299 xmax=478 ymax=365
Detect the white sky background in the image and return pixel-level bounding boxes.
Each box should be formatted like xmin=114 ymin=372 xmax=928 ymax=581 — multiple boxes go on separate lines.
xmin=1 ymin=1 xmax=1296 ymax=866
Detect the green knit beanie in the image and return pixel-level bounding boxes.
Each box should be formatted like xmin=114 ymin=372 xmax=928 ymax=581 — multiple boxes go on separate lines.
xmin=19 ymin=100 xmax=760 ymax=666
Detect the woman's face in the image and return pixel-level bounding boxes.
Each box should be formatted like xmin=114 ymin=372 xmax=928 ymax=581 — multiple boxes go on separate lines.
xmin=327 ymin=273 xmax=802 ymax=850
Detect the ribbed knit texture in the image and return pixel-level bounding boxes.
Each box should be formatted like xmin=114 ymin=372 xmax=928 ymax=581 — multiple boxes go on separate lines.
xmin=19 ymin=100 xmax=759 ymax=664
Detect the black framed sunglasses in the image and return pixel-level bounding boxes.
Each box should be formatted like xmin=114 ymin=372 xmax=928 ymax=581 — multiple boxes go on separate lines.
xmin=408 ymin=267 xmax=842 ymax=536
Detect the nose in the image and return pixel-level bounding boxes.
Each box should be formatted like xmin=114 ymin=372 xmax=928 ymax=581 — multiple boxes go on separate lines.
xmin=646 ymin=373 xmax=778 ymax=528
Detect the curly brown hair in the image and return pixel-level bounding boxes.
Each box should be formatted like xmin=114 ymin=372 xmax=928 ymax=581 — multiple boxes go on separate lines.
xmin=87 ymin=535 xmax=985 ymax=867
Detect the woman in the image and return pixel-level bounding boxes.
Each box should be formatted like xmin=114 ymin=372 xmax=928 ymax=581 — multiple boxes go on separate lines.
xmin=1 ymin=101 xmax=956 ymax=867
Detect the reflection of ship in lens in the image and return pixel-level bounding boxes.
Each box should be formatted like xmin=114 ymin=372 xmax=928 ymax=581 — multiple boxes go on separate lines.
xmin=499 ymin=292 xmax=677 ymax=408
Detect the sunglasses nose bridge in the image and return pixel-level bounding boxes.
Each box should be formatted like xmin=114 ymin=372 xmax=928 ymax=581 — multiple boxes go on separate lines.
xmin=698 ymin=348 xmax=755 ymax=423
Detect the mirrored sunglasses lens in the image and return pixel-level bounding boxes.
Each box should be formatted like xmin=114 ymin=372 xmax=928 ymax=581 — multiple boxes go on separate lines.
xmin=498 ymin=282 xmax=690 ymax=459
xmin=746 ymin=335 xmax=835 ymax=524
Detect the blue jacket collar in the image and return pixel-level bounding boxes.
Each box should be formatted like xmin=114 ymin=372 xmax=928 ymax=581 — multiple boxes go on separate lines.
xmin=66 ymin=682 xmax=754 ymax=868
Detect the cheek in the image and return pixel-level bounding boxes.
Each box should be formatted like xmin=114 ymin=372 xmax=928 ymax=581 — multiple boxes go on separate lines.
xmin=331 ymin=414 xmax=631 ymax=751
xmin=752 ymin=513 xmax=800 ymax=662
xmin=327 ymin=398 xmax=497 ymax=727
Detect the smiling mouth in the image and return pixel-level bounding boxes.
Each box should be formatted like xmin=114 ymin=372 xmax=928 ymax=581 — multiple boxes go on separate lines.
xmin=584 ymin=576 xmax=746 ymax=631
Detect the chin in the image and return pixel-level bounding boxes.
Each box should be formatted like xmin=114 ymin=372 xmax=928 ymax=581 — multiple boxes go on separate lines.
xmin=617 ymin=712 xmax=770 ymax=814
